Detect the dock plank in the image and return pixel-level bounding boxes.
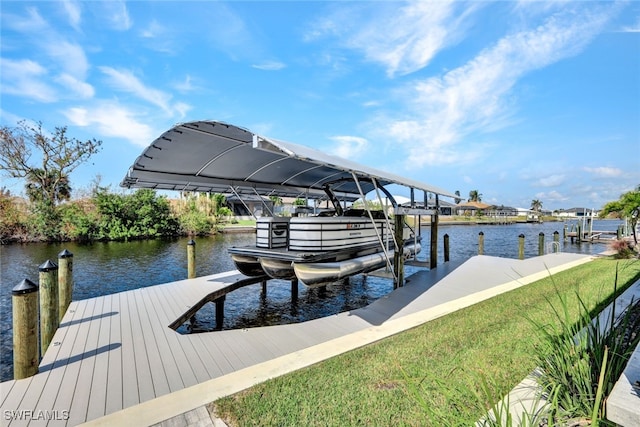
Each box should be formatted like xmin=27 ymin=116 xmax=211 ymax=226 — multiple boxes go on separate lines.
xmin=85 ymin=294 xmax=115 ymax=422
xmin=66 ymin=295 xmax=105 ymax=426
xmin=0 ymin=253 xmax=594 ymax=426
xmin=104 ymin=294 xmax=123 ymax=416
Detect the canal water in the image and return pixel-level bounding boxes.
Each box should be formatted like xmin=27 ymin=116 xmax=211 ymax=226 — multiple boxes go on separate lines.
xmin=0 ymin=220 xmax=622 ymax=381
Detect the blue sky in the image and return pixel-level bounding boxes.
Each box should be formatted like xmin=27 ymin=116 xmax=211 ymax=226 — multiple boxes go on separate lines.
xmin=1 ymin=1 xmax=639 ymax=211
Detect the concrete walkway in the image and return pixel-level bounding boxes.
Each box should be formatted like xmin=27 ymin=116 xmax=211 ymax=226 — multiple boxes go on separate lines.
xmin=79 ymin=253 xmax=592 ymax=427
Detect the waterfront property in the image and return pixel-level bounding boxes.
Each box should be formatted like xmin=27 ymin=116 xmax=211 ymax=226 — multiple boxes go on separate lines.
xmin=0 ymin=253 xmax=595 ymax=426
xmin=120 ymin=120 xmax=455 ymax=288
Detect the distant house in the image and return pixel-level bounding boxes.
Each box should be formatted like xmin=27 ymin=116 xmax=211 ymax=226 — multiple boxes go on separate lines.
xmin=224 ymin=194 xmax=274 ymax=219
xmin=555 ymin=207 xmax=600 ymax=218
xmin=488 ymin=205 xmax=518 ymax=217
xmin=455 ymin=201 xmax=491 ymax=216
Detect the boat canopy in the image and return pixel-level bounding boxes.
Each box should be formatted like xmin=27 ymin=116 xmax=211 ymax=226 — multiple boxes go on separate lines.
xmin=121 ymin=120 xmax=455 ymax=201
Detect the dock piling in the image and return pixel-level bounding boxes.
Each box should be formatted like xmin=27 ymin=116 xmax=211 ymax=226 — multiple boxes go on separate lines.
xmin=553 ymin=231 xmax=560 ymax=252
xmin=291 ymin=278 xmax=299 ymax=301
xmin=12 ymin=279 xmax=39 ymax=379
xmin=518 ymin=234 xmax=525 ymax=260
xmin=538 ymin=232 xmax=545 ymax=256
xmin=39 ymin=260 xmax=59 ymax=355
xmin=58 ymin=249 xmax=73 ymax=322
xmin=215 ymin=296 xmax=225 ymax=330
xmin=478 ymin=231 xmax=484 ymax=255
xmin=187 ymin=239 xmax=196 ymax=279
xmin=443 ymin=234 xmax=450 ymax=263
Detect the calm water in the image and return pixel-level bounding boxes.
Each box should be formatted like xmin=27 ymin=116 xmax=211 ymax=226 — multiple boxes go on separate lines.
xmin=0 ymin=219 xmax=622 ymax=381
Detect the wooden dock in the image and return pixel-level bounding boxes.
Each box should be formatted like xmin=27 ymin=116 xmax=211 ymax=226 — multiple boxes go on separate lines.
xmin=0 ymin=253 xmax=593 ymax=426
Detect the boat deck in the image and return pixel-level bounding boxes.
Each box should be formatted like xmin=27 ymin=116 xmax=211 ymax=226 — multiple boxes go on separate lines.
xmin=0 ymin=253 xmax=592 ymax=426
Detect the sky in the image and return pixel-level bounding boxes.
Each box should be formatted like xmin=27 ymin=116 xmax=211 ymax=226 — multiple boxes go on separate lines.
xmin=1 ymin=0 xmax=639 ymax=211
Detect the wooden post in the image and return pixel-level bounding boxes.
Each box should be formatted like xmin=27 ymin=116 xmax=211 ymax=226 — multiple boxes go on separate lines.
xmin=518 ymin=234 xmax=525 ymax=260
xmin=553 ymin=231 xmax=560 ymax=253
xmin=430 ymin=209 xmax=438 ymax=269
xmin=538 ymin=232 xmax=545 ymax=256
xmin=617 ymin=225 xmax=622 ymax=240
xmin=187 ymin=239 xmax=196 ymax=279
xmin=39 ymin=260 xmax=59 ymax=355
xmin=12 ymin=279 xmax=39 ymax=379
xmin=478 ymin=231 xmax=485 ymax=255
xmin=291 ymin=278 xmax=299 ymax=301
xmin=443 ymin=234 xmax=450 ymax=263
xmin=261 ymin=280 xmax=267 ymax=295
xmin=563 ymin=224 xmax=567 ymax=240
xmin=58 ymin=249 xmax=73 ymax=322
xmin=394 ymin=214 xmax=405 ymax=288
xmin=215 ymin=296 xmax=225 ymax=331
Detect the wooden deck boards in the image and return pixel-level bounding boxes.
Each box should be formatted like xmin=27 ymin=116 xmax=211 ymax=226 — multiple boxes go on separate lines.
xmin=0 ymin=253 xmax=592 ymax=426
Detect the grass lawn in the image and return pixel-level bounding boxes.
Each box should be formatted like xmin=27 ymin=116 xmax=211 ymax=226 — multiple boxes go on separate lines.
xmin=212 ymin=258 xmax=640 ymax=426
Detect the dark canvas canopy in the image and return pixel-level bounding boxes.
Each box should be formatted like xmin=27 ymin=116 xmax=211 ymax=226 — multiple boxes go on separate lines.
xmin=121 ymin=120 xmax=455 ymax=201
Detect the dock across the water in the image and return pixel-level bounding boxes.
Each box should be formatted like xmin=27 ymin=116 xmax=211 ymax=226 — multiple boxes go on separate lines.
xmin=1 ymin=253 xmax=594 ymax=426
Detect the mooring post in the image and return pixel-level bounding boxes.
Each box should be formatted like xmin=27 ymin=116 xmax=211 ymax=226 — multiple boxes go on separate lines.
xmin=261 ymin=280 xmax=267 ymax=295
xmin=12 ymin=279 xmax=39 ymax=379
xmin=576 ymin=223 xmax=582 ymax=245
xmin=538 ymin=232 xmax=545 ymax=256
xmin=443 ymin=234 xmax=450 ymax=263
xmin=563 ymin=224 xmax=567 ymax=240
xmin=291 ymin=278 xmax=299 ymax=301
xmin=430 ymin=210 xmax=438 ymax=269
xmin=39 ymin=260 xmax=59 ymax=355
xmin=518 ymin=234 xmax=525 ymax=260
xmin=478 ymin=231 xmax=484 ymax=255
xmin=187 ymin=239 xmax=196 ymax=279
xmin=617 ymin=225 xmax=622 ymax=240
xmin=215 ymin=296 xmax=225 ymax=330
xmin=393 ymin=214 xmax=405 ymax=288
xmin=58 ymin=249 xmax=73 ymax=322
xmin=553 ymin=231 xmax=560 ymax=252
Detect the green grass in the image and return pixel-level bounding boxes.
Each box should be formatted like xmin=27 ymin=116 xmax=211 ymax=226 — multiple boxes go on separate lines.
xmin=212 ymin=258 xmax=640 ymax=426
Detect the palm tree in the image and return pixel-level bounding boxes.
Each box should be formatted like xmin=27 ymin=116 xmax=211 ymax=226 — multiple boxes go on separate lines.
xmin=468 ymin=190 xmax=482 ymax=202
xmin=531 ymin=199 xmax=543 ymax=212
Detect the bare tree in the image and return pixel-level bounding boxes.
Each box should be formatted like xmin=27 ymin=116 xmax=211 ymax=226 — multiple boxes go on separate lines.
xmin=0 ymin=120 xmax=102 ymax=205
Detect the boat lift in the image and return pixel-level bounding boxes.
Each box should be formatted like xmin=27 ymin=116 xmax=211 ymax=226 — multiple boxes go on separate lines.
xmin=121 ymin=120 xmax=455 ymax=288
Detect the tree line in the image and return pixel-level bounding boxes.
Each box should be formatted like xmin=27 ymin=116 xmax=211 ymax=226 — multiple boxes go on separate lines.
xmin=0 ymin=121 xmax=230 ymax=243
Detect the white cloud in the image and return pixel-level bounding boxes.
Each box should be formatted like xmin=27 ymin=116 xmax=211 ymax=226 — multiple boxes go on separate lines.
xmin=536 ymin=174 xmax=565 ymax=187
xmin=55 ymin=73 xmax=94 ymax=99
xmin=329 ymin=136 xmax=369 ymax=159
xmin=535 ymin=190 xmax=568 ymax=202
xmin=61 ymin=0 xmax=82 ymax=31
xmin=252 ymin=61 xmax=286 ymax=71
xmin=380 ymin=3 xmax=621 ymax=167
xmin=99 ymin=67 xmax=190 ymax=117
xmin=307 ymin=1 xmax=475 ymax=77
xmin=103 ymin=0 xmax=132 ymax=31
xmin=64 ymin=102 xmax=156 ymax=147
xmin=0 ymin=58 xmax=57 ymax=102
xmin=583 ymin=166 xmax=623 ymax=177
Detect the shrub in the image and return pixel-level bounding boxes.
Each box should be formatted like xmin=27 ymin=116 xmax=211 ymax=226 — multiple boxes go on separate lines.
xmin=609 ymin=239 xmax=635 ymax=259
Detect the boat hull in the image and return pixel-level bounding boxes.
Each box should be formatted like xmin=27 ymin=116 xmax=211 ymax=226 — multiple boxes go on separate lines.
xmin=294 ymin=243 xmax=421 ymax=287
xmin=259 ymin=257 xmax=296 ymax=280
xmin=230 ymin=254 xmax=266 ymax=277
